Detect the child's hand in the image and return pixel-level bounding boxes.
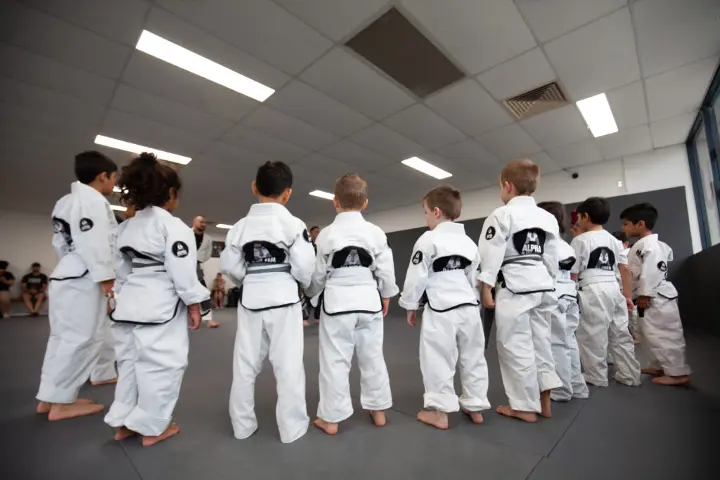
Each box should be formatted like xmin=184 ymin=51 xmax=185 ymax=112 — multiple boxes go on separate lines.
xmin=188 ymin=304 xmax=202 ymax=330
xmin=482 ymin=285 xmax=495 ymax=309
xmin=382 ymin=298 xmax=390 ymax=317
xmin=625 ymin=296 xmax=635 ymax=312
xmin=636 ymin=296 xmax=651 ymax=310
xmin=406 ymin=310 xmax=417 ymax=327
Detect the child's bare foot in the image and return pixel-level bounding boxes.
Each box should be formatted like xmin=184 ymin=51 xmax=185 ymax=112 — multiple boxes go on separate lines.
xmin=142 ymin=424 xmax=180 ymax=447
xmin=369 ymin=410 xmax=386 ymax=427
xmin=641 ymin=368 xmax=664 ymax=376
xmin=652 ymin=375 xmax=690 ymax=386
xmin=303 ymin=320 xmax=310 ymax=327
xmin=540 ymin=391 xmax=552 ymax=418
xmin=207 ymin=321 xmax=220 ymax=328
xmin=417 ymin=410 xmax=448 ymax=430
xmin=463 ymin=410 xmax=484 ymax=424
xmin=114 ymin=427 xmax=138 ymax=441
xmin=36 ymin=398 xmax=93 ymax=414
xmin=496 ymin=405 xmax=537 ymax=423
xmin=48 ymin=401 xmax=104 ymax=421
xmin=313 ymin=417 xmax=338 ymax=435
xmin=91 ymin=377 xmax=118 ymax=386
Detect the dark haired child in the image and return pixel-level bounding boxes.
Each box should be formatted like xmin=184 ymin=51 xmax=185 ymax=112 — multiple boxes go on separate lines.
xmin=620 ymin=203 xmax=690 ymax=386
xmin=571 ymin=197 xmax=641 ymax=387
xmin=36 ymin=151 xmax=118 ymax=421
xmin=220 ymin=161 xmax=315 ymax=444
xmin=400 ymin=185 xmax=490 ymax=430
xmin=104 ymin=153 xmax=208 ymax=447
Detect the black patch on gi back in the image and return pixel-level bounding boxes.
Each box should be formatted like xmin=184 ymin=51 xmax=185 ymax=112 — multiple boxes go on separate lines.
xmin=587 ymin=247 xmax=615 ymax=271
xmin=53 ymin=217 xmax=73 ymax=245
xmin=242 ymin=241 xmax=286 ymax=264
xmin=559 ymin=256 xmax=576 ymax=271
xmin=331 ymin=246 xmax=372 ymax=268
xmin=513 ymin=228 xmax=546 ymax=256
xmin=171 ymin=241 xmax=189 ymax=258
xmin=432 ymin=255 xmax=471 ymax=272
xmin=79 ymin=218 xmax=94 ymax=232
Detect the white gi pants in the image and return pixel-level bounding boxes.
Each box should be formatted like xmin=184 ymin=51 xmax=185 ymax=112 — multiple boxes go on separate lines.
xmin=495 ymin=289 xmax=562 ymax=413
xmin=230 ymin=303 xmax=308 ymax=444
xmin=550 ymin=296 xmax=589 ymax=401
xmin=420 ymin=306 xmax=490 ymax=413
xmin=577 ymin=282 xmax=641 ymax=387
xmin=317 ymin=311 xmax=392 ymax=423
xmin=637 ymin=296 xmax=691 ymax=377
xmin=36 ymin=276 xmax=106 ymax=403
xmin=104 ymin=309 xmax=189 ymax=436
xmin=90 ymin=318 xmax=117 ymax=383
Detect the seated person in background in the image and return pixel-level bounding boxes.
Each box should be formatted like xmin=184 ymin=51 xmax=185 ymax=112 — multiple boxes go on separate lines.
xmin=22 ymin=262 xmax=49 ymax=316
xmin=212 ymin=273 xmax=226 ymax=308
xmin=0 ymin=260 xmax=16 ymax=318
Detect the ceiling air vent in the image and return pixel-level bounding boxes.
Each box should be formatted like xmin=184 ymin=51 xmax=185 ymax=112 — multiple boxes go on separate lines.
xmin=503 ymin=82 xmax=569 ymax=120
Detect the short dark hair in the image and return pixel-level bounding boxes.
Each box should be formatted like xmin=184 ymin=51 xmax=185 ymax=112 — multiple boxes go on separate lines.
xmin=31 ymin=262 xmax=41 ymax=268
xmin=0 ymin=260 xmax=8 ymax=269
xmin=612 ymin=231 xmax=628 ymax=244
xmin=576 ymin=197 xmax=610 ymax=225
xmin=500 ymin=159 xmax=540 ymax=195
xmin=255 ymin=161 xmax=293 ymax=197
xmin=119 ymin=153 xmax=182 ymax=210
xmin=423 ymin=185 xmax=462 ymax=220
xmin=620 ymin=202 xmax=658 ymax=230
xmin=310 ymin=226 xmax=320 ymax=232
xmin=537 ymin=201 xmax=569 ymax=234
xmin=74 ymin=151 xmax=117 ymax=184
xmin=334 ymin=173 xmax=368 ymax=209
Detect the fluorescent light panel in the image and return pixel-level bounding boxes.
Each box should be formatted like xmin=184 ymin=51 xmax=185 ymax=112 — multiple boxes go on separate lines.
xmin=94 ymin=135 xmax=192 ymax=165
xmin=309 ymin=190 xmax=335 ymax=200
xmin=110 ymin=205 xmax=127 ymax=212
xmin=113 ymin=186 xmax=122 ymax=193
xmin=216 ymin=224 xmax=233 ymax=229
xmin=576 ymin=93 xmax=618 ymax=138
xmin=135 ymin=30 xmax=274 ymax=102
xmin=401 ymin=157 xmax=452 ymax=179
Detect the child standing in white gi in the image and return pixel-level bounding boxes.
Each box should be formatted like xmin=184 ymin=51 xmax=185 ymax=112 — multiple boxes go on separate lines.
xmin=400 ymin=186 xmax=490 ymax=430
xmin=571 ymin=197 xmax=641 ymax=387
xmin=478 ymin=159 xmax=562 ymax=423
xmin=620 ymin=203 xmax=691 ymax=386
xmin=307 ymin=174 xmax=398 ymax=435
xmin=221 ymin=161 xmax=315 ymax=444
xmin=105 ymin=153 xmax=208 ymax=447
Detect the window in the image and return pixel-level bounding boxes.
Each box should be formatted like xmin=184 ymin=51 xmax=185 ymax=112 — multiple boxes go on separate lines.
xmin=694 ymin=123 xmax=720 ymax=245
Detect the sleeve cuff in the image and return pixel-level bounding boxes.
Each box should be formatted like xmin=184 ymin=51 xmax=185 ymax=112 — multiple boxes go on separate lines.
xmin=477 ymin=271 xmax=497 ymax=286
xmin=179 ymin=286 xmax=211 ymax=306
xmin=398 ymin=297 xmax=419 ymax=310
xmin=90 ymin=268 xmax=115 ymax=283
xmin=380 ymin=284 xmax=400 ymax=299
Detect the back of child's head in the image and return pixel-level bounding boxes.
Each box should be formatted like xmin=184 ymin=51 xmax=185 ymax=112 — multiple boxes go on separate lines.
xmin=119 ymin=153 xmax=181 ymax=210
xmin=620 ymin=202 xmax=658 ymax=230
xmin=612 ymin=231 xmax=629 ymax=244
xmin=537 ymin=201 xmax=568 ymax=234
xmin=500 ymin=159 xmax=540 ymax=195
xmin=334 ymin=173 xmax=368 ymax=210
xmin=576 ymin=197 xmax=610 ymax=225
xmin=75 ymin=151 xmax=117 ymax=184
xmin=0 ymin=260 xmax=8 ymax=270
xmin=255 ymin=161 xmax=293 ymax=197
xmin=423 ymin=185 xmax=462 ymax=220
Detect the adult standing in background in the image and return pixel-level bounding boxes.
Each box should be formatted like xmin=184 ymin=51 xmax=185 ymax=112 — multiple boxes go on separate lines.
xmin=0 ymin=260 xmax=16 ymax=318
xmin=21 ymin=262 xmax=49 ymax=316
xmin=193 ymin=215 xmax=219 ymax=328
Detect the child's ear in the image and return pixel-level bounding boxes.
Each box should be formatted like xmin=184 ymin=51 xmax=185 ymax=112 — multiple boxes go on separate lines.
xmin=251 ymin=181 xmax=259 ymax=197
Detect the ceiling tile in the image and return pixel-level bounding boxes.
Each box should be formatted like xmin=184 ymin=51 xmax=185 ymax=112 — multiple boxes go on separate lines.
xmin=0 ymin=1 xmax=132 ymax=78
xmin=515 ymin=0 xmax=627 ymax=43
xmin=21 ymin=0 xmax=150 ymax=46
xmin=436 ymin=138 xmax=500 ymax=163
xmin=477 ymin=48 xmax=557 ymax=101
xmin=520 ymin=105 xmax=591 ymax=149
xmin=633 ymin=0 xmax=720 ymax=78
xmin=300 ymin=47 xmax=415 ymax=120
xmin=529 ymin=151 xmax=563 ymax=175
xmin=544 ymin=8 xmax=640 ymax=100
xmin=348 ymin=123 xmax=426 ymax=159
xmin=242 ymin=106 xmax=339 ymax=150
xmin=545 ymin=139 xmax=603 ymax=168
xmin=296 ymin=153 xmax=356 ymax=180
xmin=221 ymin=123 xmax=310 ymax=161
xmin=595 ymin=124 xmax=652 ymax=160
xmin=267 ymin=81 xmax=373 ymax=137
xmin=383 ymin=104 xmax=466 ymax=149
xmin=425 ymin=79 xmax=513 ymax=136
xmin=202 ymin=141 xmax=267 ymax=167
xmin=273 ymin=0 xmax=389 ymax=41
xmin=400 ymin=0 xmax=536 ymax=74
xmin=320 ymin=140 xmax=394 ymax=172
xmin=0 ymin=102 xmax=101 ymax=136
xmin=645 ymin=56 xmax=719 ymax=122
xmin=606 ymin=81 xmax=648 ymax=130
xmin=650 ymin=113 xmax=696 ymax=149
xmin=156 ymin=0 xmax=332 ymax=74
xmin=476 ymin=123 xmax=543 ymax=161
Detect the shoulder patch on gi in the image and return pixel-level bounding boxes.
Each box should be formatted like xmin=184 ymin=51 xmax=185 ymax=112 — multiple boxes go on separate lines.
xmin=411 ymin=251 xmax=423 ymax=265
xmin=79 ymin=218 xmax=94 ymax=232
xmin=657 ymin=261 xmax=667 ymax=272
xmin=171 ymin=241 xmax=190 ymax=258
xmin=485 ymin=226 xmax=496 ymax=240
xmin=302 ymin=229 xmax=311 ymax=242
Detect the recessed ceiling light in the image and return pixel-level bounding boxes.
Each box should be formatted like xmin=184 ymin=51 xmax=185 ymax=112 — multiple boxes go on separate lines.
xmin=617 ymin=180 xmax=624 ymax=188
xmin=309 ymin=190 xmax=335 ymax=200
xmin=401 ymin=157 xmax=452 ymax=179
xmin=110 ymin=205 xmax=127 ymax=212
xmin=576 ymin=93 xmax=618 ymax=138
xmin=113 ymin=186 xmax=122 ymax=193
xmin=216 ymin=224 xmax=233 ymax=229
xmin=135 ymin=30 xmax=275 ymax=102
xmin=94 ymin=135 xmax=192 ymax=165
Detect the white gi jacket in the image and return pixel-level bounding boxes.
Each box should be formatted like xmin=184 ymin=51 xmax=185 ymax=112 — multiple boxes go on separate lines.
xmin=399 ymin=222 xmax=480 ymax=311
xmin=50 ymin=181 xmax=117 ymax=283
xmin=220 ymin=203 xmax=315 ymax=311
xmin=111 ymin=207 xmax=210 ymax=324
xmin=306 ymin=211 xmax=398 ymax=314
xmin=478 ymin=196 xmax=560 ymax=293
xmin=196 ymin=232 xmax=212 ymax=264
xmin=627 ymin=234 xmax=678 ymax=300
xmin=570 ymin=229 xmax=627 ymax=287
xmin=556 ymin=239 xmax=578 ymax=299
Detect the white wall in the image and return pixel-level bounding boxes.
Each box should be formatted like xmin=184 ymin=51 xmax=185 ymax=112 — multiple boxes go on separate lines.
xmin=365 ymin=145 xmax=703 ymax=254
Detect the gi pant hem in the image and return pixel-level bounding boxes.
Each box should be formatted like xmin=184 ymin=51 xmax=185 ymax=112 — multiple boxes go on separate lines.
xmin=36 ymin=383 xmax=80 ymax=404
xmin=124 ymin=406 xmax=172 ymax=437
xmin=613 ymin=373 xmax=641 ymax=387
xmin=232 ymin=424 xmax=259 ymax=441
xmin=423 ymin=392 xmax=460 ymax=413
xmin=661 ymin=365 xmax=692 ymax=377
xmin=572 ymin=385 xmax=590 ymax=399
xmin=317 ymin=408 xmax=354 ymax=424
xmin=280 ymin=422 xmax=309 ymax=444
xmin=104 ymin=401 xmax=135 ymax=428
xmin=538 ymin=372 xmax=563 ymax=392
xmin=583 ymin=374 xmax=609 ymax=388
xmin=361 ymin=400 xmax=393 ymax=412
xmin=90 ymin=369 xmax=117 ymax=383
xmin=550 ymin=391 xmax=572 ymax=402
xmin=508 ymin=400 xmax=540 ymax=414
xmin=459 ymin=397 xmax=491 ymax=412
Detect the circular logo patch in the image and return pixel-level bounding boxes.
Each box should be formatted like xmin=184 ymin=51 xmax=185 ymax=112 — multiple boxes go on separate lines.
xmin=412 ymin=251 xmax=423 ymax=265
xmin=79 ymin=218 xmax=94 ymax=232
xmin=657 ymin=261 xmax=667 ymax=272
xmin=485 ymin=226 xmax=496 ymax=240
xmin=172 ymin=241 xmax=189 ymax=258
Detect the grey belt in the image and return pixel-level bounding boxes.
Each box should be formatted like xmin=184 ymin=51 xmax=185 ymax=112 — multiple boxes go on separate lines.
xmin=246 ymin=263 xmax=292 ymax=274
xmin=502 ymin=254 xmax=543 ymax=268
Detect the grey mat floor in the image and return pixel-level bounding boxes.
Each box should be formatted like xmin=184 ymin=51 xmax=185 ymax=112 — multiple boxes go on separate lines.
xmin=1 ymin=310 xmax=719 ymax=480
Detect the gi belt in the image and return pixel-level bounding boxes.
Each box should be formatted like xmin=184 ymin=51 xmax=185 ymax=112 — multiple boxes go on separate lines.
xmin=501 ymin=254 xmax=543 ymax=268
xmin=246 ymin=263 xmax=292 ymax=274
